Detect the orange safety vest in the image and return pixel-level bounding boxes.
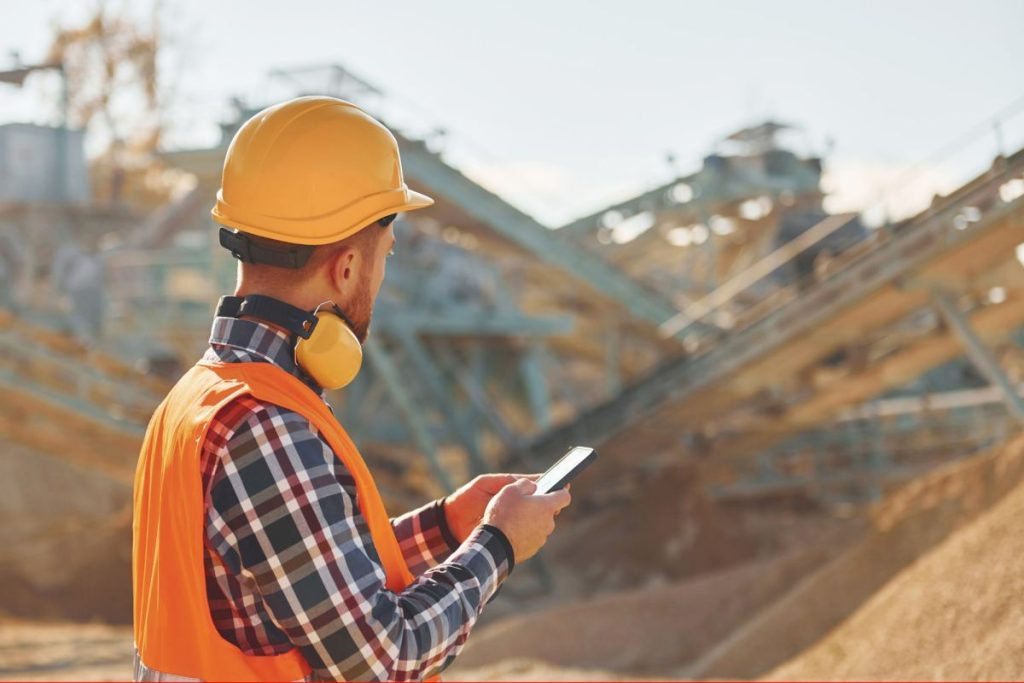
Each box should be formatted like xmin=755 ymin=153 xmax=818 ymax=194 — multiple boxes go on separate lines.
xmin=133 ymin=360 xmax=416 ymax=681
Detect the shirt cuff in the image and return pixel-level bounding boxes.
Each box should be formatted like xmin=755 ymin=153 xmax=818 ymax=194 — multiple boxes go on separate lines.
xmin=480 ymin=523 xmax=515 ymax=573
xmin=435 ymin=498 xmax=462 ymax=552
xmin=444 ymin=524 xmax=515 ymax=605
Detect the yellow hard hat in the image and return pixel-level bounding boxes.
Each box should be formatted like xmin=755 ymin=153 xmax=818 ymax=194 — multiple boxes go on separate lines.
xmin=212 ymin=96 xmax=433 ymax=246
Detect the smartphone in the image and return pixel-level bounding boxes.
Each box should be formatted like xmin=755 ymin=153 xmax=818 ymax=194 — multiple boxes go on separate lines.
xmin=534 ymin=446 xmax=597 ymax=495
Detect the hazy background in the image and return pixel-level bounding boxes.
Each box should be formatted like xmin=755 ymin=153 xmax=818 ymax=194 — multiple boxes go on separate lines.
xmin=2 ymin=0 xmax=1022 ymax=225
xmin=2 ymin=3 xmax=1024 ymax=680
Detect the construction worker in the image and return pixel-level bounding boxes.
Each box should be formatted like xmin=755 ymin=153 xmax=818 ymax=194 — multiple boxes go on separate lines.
xmin=132 ymin=96 xmax=571 ymax=682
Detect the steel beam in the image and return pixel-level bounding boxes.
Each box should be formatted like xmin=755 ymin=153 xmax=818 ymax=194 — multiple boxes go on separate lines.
xmin=392 ymin=328 xmax=490 ymax=475
xmin=519 ymin=340 xmax=552 ymax=433
xmin=0 ymin=332 xmax=164 ymax=409
xmin=932 ymin=290 xmax=1024 ymax=423
xmin=659 ymin=213 xmax=858 ymax=338
xmin=432 ymin=342 xmax=521 ymax=453
xmin=605 ymin=324 xmax=622 ymax=396
xmin=0 ymin=368 xmax=146 ymax=437
xmin=377 ymin=307 xmax=573 ymax=337
xmin=513 ymin=149 xmax=1024 ymax=468
xmin=556 ymin=166 xmax=820 ymax=238
xmin=720 ymin=393 xmax=1012 ymax=502
xmin=363 ymin=338 xmax=454 ymax=491
xmin=397 ymin=137 xmax=699 ymax=334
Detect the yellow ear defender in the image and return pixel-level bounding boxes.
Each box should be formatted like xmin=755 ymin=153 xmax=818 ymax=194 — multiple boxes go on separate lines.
xmin=216 ymin=295 xmax=363 ymax=390
xmin=294 ymin=302 xmax=363 ymax=390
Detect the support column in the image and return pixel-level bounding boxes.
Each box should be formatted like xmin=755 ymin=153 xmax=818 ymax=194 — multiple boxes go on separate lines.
xmin=932 ymin=290 xmax=1024 ymax=423
xmin=519 ymin=339 xmax=552 ymax=432
xmin=393 ymin=327 xmax=490 ymax=475
xmin=865 ymin=407 xmax=887 ymax=501
xmin=363 ymin=338 xmax=454 ymax=491
xmin=605 ymin=323 xmax=622 ymax=396
xmin=432 ymin=342 xmax=520 ymax=452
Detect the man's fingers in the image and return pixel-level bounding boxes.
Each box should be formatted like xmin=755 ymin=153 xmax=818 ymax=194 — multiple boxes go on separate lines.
xmin=480 ymin=473 xmax=539 ymax=489
xmin=504 ymin=473 xmax=542 ymax=481
xmin=474 ymin=474 xmax=520 ymax=494
xmin=537 ymin=488 xmax=571 ymax=510
xmin=481 ymin=473 xmax=518 ymax=485
xmin=514 ymin=478 xmax=538 ymax=494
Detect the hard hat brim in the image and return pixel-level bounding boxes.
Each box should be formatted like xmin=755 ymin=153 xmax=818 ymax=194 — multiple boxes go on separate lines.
xmin=404 ymin=188 xmax=434 ymax=212
xmin=212 ymin=185 xmax=435 ymax=246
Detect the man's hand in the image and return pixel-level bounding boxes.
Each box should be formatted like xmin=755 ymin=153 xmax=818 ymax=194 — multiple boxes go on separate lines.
xmin=443 ymin=474 xmax=534 ymax=543
xmin=482 ymin=479 xmax=571 ymax=563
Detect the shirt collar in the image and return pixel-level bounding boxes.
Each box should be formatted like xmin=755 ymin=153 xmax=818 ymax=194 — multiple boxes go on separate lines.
xmin=208 ymin=315 xmax=325 ymax=397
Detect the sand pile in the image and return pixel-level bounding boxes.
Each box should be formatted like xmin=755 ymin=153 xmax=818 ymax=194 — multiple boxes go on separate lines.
xmin=542 ymin=463 xmax=776 ymax=595
xmin=687 ymin=432 xmax=1024 ymax=679
xmin=448 ymin=543 xmax=845 ymax=679
xmin=446 ymin=658 xmax=665 ymax=682
xmin=0 ymin=441 xmax=132 ymax=623
xmin=768 ymin=469 xmax=1024 ymax=680
xmin=449 ymin=461 xmax=863 ymax=678
xmin=452 ymin=434 xmax=1024 ymax=681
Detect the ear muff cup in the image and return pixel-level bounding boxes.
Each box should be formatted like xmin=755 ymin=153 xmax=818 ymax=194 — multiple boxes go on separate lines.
xmin=294 ymin=310 xmax=363 ymax=390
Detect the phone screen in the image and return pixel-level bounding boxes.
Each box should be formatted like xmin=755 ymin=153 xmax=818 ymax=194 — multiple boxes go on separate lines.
xmin=535 ymin=446 xmax=594 ymax=494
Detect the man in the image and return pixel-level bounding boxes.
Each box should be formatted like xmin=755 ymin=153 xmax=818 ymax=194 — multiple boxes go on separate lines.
xmin=133 ymin=96 xmax=571 ymax=682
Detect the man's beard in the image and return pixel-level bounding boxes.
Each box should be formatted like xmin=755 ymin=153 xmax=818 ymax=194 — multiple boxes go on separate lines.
xmin=346 ymin=279 xmax=374 ymax=344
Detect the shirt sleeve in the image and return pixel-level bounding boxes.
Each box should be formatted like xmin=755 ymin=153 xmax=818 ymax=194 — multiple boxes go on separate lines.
xmin=391 ymin=499 xmax=461 ymax=576
xmin=205 ymin=399 xmax=513 ymax=682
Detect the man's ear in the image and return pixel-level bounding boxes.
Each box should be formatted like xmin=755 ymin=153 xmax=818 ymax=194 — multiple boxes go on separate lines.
xmin=327 ymin=245 xmax=357 ymax=294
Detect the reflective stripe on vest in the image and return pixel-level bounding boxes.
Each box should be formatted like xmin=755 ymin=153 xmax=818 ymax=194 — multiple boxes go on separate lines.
xmin=133 ymin=361 xmax=416 ymax=681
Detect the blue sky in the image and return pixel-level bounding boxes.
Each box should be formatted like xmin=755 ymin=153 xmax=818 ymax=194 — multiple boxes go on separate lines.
xmin=1 ymin=0 xmax=1022 ymax=225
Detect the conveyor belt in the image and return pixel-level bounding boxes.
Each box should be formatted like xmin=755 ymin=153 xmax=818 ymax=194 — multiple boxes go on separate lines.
xmin=516 ymin=150 xmax=1024 ymax=467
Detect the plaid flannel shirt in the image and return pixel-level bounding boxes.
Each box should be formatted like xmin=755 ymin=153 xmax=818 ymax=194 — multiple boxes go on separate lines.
xmin=198 ymin=316 xmax=513 ymax=681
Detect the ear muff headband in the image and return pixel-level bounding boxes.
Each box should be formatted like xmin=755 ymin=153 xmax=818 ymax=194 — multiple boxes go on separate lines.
xmin=216 ymin=295 xmax=317 ymax=337
xmin=215 ymin=295 xmax=363 ymax=390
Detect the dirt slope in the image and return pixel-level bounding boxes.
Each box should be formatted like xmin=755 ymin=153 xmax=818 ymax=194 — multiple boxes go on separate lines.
xmin=449 ymin=547 xmax=834 ymax=677
xmin=768 ymin=472 xmax=1024 ymax=680
xmin=446 ymin=658 xmax=665 ymax=682
xmin=0 ymin=618 xmax=133 ymax=681
xmin=686 ymin=432 xmax=1024 ymax=679
xmin=0 ymin=440 xmax=132 ymax=622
